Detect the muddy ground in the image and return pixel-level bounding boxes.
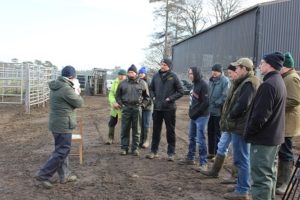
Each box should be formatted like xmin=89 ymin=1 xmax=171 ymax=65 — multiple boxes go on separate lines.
xmin=0 ymin=95 xmax=299 ymax=200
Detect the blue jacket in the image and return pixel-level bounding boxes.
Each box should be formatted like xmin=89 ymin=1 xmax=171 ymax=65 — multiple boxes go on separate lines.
xmin=208 ymin=75 xmax=230 ymax=116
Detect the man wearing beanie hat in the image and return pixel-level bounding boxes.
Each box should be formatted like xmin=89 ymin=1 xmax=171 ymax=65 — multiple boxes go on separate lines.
xmin=105 ymin=69 xmax=127 ymax=145
xmin=62 ymin=65 xmax=76 ymax=78
xmin=138 ymin=66 xmax=152 ymax=148
xmin=276 ymin=52 xmax=300 ymax=195
xmin=206 ymin=64 xmax=230 ymax=161
xmin=127 ymin=64 xmax=137 ymax=74
xmin=146 ymin=58 xmax=184 ymax=161
xmin=262 ymin=51 xmax=285 ymax=71
xmin=36 ymin=65 xmax=84 ymax=188
xmin=200 ymin=64 xmax=238 ymax=181
xmin=245 ymin=52 xmax=287 ymax=200
xmin=116 ymin=64 xmax=150 ymax=156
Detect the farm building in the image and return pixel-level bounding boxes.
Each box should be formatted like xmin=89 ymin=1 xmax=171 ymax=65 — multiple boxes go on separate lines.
xmin=172 ymin=0 xmax=300 ymax=79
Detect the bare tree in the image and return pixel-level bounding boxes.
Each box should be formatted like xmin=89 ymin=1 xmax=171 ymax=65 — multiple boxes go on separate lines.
xmin=209 ymin=0 xmax=242 ymax=23
xmin=173 ymin=0 xmax=207 ymax=37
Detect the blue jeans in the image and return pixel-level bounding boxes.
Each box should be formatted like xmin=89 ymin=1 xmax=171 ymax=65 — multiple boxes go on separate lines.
xmin=217 ymin=132 xmax=232 ymax=156
xmin=37 ymin=132 xmax=72 ymax=181
xmin=187 ymin=116 xmax=209 ymax=165
xmin=142 ymin=110 xmax=152 ymax=128
xmin=231 ymin=133 xmax=250 ymax=195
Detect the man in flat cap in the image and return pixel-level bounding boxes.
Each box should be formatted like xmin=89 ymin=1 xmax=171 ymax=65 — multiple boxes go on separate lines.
xmin=245 ymin=52 xmax=287 ymax=200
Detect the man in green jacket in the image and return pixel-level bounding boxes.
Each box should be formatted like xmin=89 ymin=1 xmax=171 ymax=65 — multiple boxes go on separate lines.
xmin=105 ymin=69 xmax=127 ymax=145
xmin=36 ymin=65 xmax=84 ymax=189
xmin=276 ymin=52 xmax=300 ymax=194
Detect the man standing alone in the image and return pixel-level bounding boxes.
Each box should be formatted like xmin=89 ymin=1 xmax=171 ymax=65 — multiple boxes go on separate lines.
xmin=146 ymin=58 xmax=184 ymax=161
xmin=245 ymin=52 xmax=286 ymax=200
xmin=36 ymin=65 xmax=84 ymax=189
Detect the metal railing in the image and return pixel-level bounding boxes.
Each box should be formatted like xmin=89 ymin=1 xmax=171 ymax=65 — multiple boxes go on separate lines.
xmin=0 ymin=62 xmax=57 ymax=113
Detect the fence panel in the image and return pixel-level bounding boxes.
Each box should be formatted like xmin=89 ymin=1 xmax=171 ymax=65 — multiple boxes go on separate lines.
xmin=0 ymin=62 xmax=57 ymax=113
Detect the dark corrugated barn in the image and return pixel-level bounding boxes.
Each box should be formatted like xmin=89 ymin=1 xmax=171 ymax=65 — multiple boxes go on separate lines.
xmin=172 ymin=0 xmax=300 ymax=79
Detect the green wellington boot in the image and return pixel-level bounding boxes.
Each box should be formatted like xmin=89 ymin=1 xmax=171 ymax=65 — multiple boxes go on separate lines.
xmin=105 ymin=127 xmax=115 ymax=145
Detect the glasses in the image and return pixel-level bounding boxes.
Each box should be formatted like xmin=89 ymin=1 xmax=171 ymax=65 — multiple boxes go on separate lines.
xmin=160 ymin=62 xmax=167 ymax=66
xmin=260 ymin=60 xmax=266 ymax=65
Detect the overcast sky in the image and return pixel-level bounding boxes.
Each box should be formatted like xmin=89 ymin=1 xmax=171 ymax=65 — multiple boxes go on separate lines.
xmin=0 ymin=0 xmax=274 ymax=70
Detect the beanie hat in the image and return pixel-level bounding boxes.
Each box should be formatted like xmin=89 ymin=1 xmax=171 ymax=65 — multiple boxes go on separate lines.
xmin=138 ymin=66 xmax=147 ymax=74
xmin=283 ymin=52 xmax=294 ymax=68
xmin=230 ymin=58 xmax=254 ymax=71
xmin=161 ymin=58 xmax=173 ymax=69
xmin=61 ymin=65 xmax=76 ymax=78
xmin=128 ymin=64 xmax=137 ymax=74
xmin=211 ymin=64 xmax=223 ymax=72
xmin=263 ymin=52 xmax=284 ymax=70
xmin=227 ymin=65 xmax=236 ymax=71
xmin=118 ymin=69 xmax=127 ymax=75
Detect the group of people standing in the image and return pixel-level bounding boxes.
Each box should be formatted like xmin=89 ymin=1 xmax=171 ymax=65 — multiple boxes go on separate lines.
xmin=106 ymin=58 xmax=185 ymax=161
xmin=35 ymin=52 xmax=299 ymax=200
xmin=106 ymin=52 xmax=299 ymax=200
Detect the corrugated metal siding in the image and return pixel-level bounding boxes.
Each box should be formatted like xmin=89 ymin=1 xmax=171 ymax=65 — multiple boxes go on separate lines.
xmin=172 ymin=10 xmax=257 ymax=79
xmin=258 ymin=0 xmax=300 ymax=69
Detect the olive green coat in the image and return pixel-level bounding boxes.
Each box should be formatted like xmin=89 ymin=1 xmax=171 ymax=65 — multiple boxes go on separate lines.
xmin=48 ymin=76 xmax=84 ymax=133
xmin=282 ymin=69 xmax=300 ymax=137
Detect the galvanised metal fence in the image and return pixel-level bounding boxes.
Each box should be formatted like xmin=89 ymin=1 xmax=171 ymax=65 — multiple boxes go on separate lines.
xmin=0 ymin=62 xmax=57 ymax=113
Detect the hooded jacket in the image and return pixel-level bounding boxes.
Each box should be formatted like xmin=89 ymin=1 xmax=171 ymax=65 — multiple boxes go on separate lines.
xmin=48 ymin=76 xmax=84 ymax=133
xmin=188 ymin=67 xmax=209 ymax=119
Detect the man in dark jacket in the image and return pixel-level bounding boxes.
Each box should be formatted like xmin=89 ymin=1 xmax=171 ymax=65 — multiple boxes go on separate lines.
xmin=146 ymin=58 xmax=184 ymax=161
xmin=36 ymin=65 xmax=84 ymax=189
xmin=179 ymin=67 xmax=209 ymax=169
xmin=116 ymin=64 xmax=150 ymax=156
xmin=245 ymin=52 xmax=287 ymax=200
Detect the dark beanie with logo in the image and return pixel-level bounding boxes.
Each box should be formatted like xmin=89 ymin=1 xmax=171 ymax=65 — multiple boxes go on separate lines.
xmin=61 ymin=65 xmax=76 ymax=78
xmin=161 ymin=58 xmax=173 ymax=69
xmin=211 ymin=64 xmax=223 ymax=72
xmin=263 ymin=52 xmax=285 ymax=70
xmin=128 ymin=64 xmax=137 ymax=74
xmin=283 ymin=52 xmax=294 ymax=68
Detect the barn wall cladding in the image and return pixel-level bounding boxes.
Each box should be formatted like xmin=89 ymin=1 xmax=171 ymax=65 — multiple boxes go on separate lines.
xmin=172 ymin=0 xmax=300 ymax=80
